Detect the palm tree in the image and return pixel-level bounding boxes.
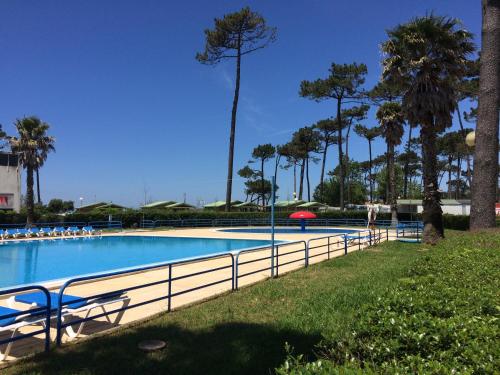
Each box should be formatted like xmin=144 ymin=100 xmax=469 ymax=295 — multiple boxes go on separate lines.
xmin=35 ymin=139 xmax=55 ymax=204
xmin=354 ymin=124 xmax=381 ymax=203
xmin=376 ymin=102 xmax=405 ymax=224
xmin=8 ymin=116 xmax=55 ymax=224
xmin=382 ymin=15 xmax=474 ymax=244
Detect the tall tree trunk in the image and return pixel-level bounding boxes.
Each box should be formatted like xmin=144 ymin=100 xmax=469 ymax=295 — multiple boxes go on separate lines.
xmin=261 ymin=159 xmax=265 ymax=209
xmin=36 ymin=167 xmax=41 ymax=204
xmin=306 ymin=157 xmax=311 ymax=202
xmin=336 ymin=99 xmax=345 ymax=210
xmin=26 ymin=165 xmax=35 ymax=225
xmin=319 ymin=141 xmax=328 ymax=202
xmin=456 ymin=156 xmax=462 ymax=199
xmin=345 ymin=123 xmax=352 ymax=204
xmin=448 ymin=156 xmax=453 ymax=199
xmin=368 ymin=139 xmax=373 ymax=203
xmin=403 ymin=125 xmax=412 ymax=198
xmin=299 ymin=160 xmax=305 ymax=200
xmin=388 ymin=143 xmax=398 ymax=225
xmin=274 ymin=155 xmax=281 ymax=192
xmin=293 ymin=163 xmax=297 ymax=199
xmin=421 ymin=124 xmax=444 ymax=244
xmin=456 ymin=107 xmax=473 ymax=188
xmin=385 ymin=144 xmax=390 ymax=204
xmin=471 ymin=0 xmax=500 ymax=229
xmin=225 ymin=42 xmax=242 ymax=212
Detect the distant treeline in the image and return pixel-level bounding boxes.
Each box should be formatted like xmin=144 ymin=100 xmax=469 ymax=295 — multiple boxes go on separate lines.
xmin=0 ymin=209 xmax=470 ymax=230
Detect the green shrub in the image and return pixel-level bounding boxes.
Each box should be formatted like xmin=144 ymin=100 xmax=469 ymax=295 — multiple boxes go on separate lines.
xmin=442 ymin=213 xmax=469 ymax=230
xmin=276 ymin=231 xmax=500 ymax=374
xmin=0 ymin=207 xmax=470 ymax=231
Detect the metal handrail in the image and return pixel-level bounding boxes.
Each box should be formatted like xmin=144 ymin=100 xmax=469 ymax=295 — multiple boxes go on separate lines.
xmin=138 ymin=217 xmax=423 ymax=230
xmin=234 ymin=240 xmax=306 ymax=289
xmin=306 ymin=233 xmax=346 ymax=265
xmin=1 ymin=218 xmax=424 ymax=232
xmin=55 ymin=251 xmax=234 ymax=345
xmin=0 ymin=285 xmax=51 ymax=354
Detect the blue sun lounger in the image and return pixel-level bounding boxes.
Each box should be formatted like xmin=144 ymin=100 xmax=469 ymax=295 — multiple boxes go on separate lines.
xmin=81 ymin=226 xmax=96 ymax=235
xmin=65 ymin=227 xmax=80 ymax=236
xmin=16 ymin=229 xmax=33 ymax=238
xmin=36 ymin=227 xmax=52 ymax=237
xmin=51 ymin=227 xmax=66 ymax=236
xmin=1 ymin=229 xmax=19 ymax=240
xmin=344 ymin=232 xmax=380 ymax=246
xmin=0 ymin=306 xmax=49 ymax=361
xmin=12 ymin=291 xmax=130 ymax=339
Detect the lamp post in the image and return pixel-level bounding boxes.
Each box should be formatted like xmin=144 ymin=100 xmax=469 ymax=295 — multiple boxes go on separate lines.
xmin=270 ymin=175 xmax=276 ymax=278
xmin=79 ymin=197 xmax=83 ymax=208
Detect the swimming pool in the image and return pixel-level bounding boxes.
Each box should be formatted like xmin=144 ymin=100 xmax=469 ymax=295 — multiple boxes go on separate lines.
xmin=219 ymin=227 xmax=359 ymax=234
xmin=0 ymin=236 xmax=274 ymax=289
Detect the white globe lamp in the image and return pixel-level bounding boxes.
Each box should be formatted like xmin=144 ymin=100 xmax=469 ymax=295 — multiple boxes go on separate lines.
xmin=465 ymin=131 xmax=475 ymax=147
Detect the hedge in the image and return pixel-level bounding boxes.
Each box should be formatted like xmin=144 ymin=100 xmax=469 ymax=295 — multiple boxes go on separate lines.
xmin=276 ymin=231 xmax=500 ymax=374
xmin=0 ymin=208 xmax=472 ymax=230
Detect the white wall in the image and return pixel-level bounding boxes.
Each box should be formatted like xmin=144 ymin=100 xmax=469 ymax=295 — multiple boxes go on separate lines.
xmin=415 ymin=204 xmax=470 ymax=215
xmin=0 ymin=165 xmax=21 ymax=213
xmin=443 ymin=204 xmax=470 ymax=215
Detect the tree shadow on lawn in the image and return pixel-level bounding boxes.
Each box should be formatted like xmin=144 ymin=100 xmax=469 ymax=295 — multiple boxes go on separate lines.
xmin=23 ymin=321 xmax=322 ymax=375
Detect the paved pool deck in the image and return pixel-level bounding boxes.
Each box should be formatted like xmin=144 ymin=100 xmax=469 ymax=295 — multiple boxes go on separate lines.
xmin=0 ymin=226 xmax=392 ymax=364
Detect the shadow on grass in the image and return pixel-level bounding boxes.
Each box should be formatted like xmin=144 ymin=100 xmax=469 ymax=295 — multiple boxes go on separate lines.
xmin=17 ymin=322 xmax=321 ymax=375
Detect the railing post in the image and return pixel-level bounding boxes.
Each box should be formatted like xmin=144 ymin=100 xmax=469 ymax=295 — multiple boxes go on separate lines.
xmin=56 ymin=289 xmax=64 ymax=346
xmin=167 ymin=264 xmax=172 ymax=312
xmin=42 ymin=288 xmax=51 ymax=353
xmin=327 ymin=237 xmax=330 ymax=259
xmin=305 ymin=241 xmax=309 ymax=267
xmin=275 ymin=245 xmax=279 ymax=277
xmin=386 ymin=227 xmax=389 ymax=242
xmin=343 ymin=236 xmax=348 ymax=255
xmin=231 ymin=254 xmax=235 ymax=291
xmin=235 ymin=253 xmax=240 ymax=290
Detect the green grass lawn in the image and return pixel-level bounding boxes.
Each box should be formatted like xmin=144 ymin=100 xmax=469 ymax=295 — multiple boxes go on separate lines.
xmin=4 ymin=231 xmax=498 ymax=374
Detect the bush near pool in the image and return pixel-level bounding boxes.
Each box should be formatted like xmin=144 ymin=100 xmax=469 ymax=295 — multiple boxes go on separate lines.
xmin=0 ymin=208 xmax=473 ymax=231
xmin=277 ymin=230 xmax=500 ymax=374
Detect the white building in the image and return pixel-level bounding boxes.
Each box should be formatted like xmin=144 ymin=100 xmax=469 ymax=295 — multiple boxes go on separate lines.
xmin=397 ymin=199 xmax=471 ymax=216
xmin=0 ymin=153 xmax=21 ymax=213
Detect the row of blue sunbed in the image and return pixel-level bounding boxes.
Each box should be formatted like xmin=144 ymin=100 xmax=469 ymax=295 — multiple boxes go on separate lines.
xmin=1 ymin=226 xmax=100 ymax=240
xmin=0 ymin=290 xmax=130 ymax=361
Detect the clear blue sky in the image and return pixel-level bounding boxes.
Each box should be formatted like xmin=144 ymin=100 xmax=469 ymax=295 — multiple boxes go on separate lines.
xmin=0 ymin=0 xmax=481 ymax=207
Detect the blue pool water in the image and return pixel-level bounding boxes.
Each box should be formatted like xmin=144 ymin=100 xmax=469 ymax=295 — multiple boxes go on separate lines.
xmin=220 ymin=228 xmax=359 ymax=234
xmin=0 ymin=236 xmax=273 ymax=289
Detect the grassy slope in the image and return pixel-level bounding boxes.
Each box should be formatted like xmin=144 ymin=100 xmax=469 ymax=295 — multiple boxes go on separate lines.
xmin=277 ymin=230 xmax=500 ymax=374
xmin=4 ymin=237 xmax=440 ymax=374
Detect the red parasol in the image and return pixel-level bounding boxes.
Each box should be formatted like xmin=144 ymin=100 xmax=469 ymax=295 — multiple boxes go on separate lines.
xmin=289 ymin=211 xmax=316 ymax=232
xmin=289 ymin=211 xmax=317 ymax=219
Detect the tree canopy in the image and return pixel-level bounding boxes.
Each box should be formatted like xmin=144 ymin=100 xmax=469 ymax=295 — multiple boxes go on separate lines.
xmin=196 ymin=7 xmax=277 ymax=65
